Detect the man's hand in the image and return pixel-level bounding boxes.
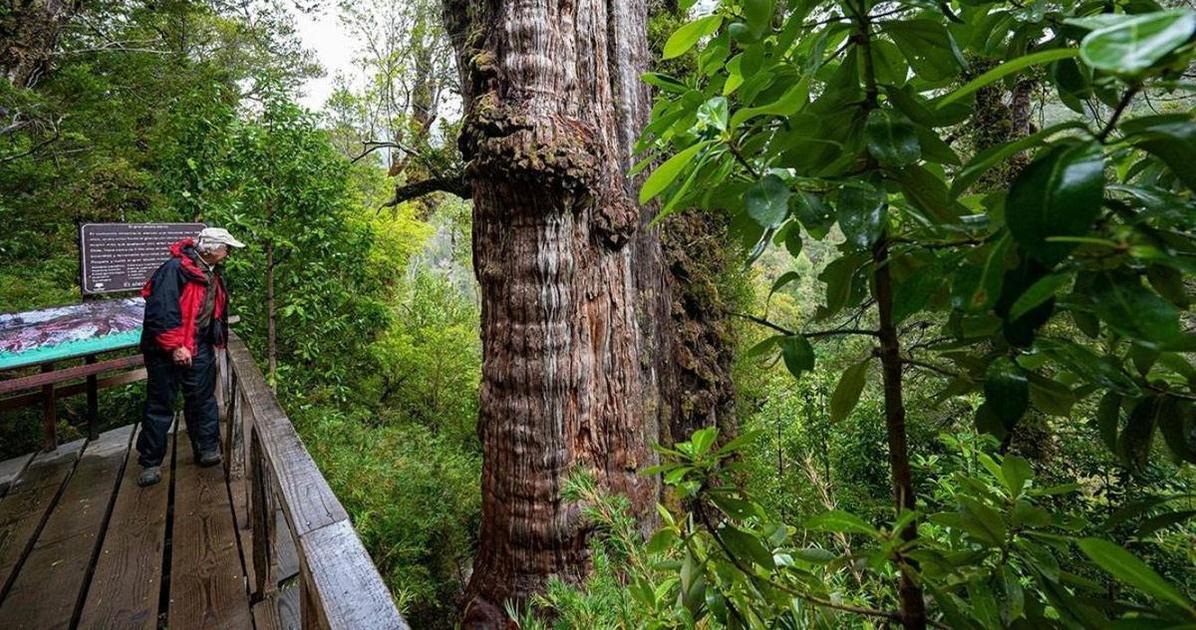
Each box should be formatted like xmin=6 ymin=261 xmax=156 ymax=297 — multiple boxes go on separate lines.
xmin=172 ymin=346 xmax=193 ymax=367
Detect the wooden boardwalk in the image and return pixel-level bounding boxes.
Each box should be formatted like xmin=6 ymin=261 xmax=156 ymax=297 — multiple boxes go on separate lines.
xmin=0 ymin=420 xmax=257 ymax=629
xmin=0 ymin=332 xmax=406 ymax=630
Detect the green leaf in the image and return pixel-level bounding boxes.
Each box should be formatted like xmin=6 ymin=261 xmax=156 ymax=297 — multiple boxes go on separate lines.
xmin=710 ymin=493 xmax=760 ymax=520
xmin=697 ymin=96 xmax=729 ymax=131
xmin=892 ymin=165 xmax=964 ymax=223
xmin=969 ymin=236 xmax=1010 ymax=312
xmin=640 ymin=72 xmax=689 ymax=94
xmin=830 ymin=360 xmax=870 ymax=423
xmin=794 ymin=547 xmax=836 ymax=563
xmin=1077 ymin=538 xmax=1196 ymax=612
xmin=1121 ymin=114 xmax=1196 ymax=191
xmin=819 ymin=253 xmax=866 ymax=319
xmin=663 ymin=15 xmax=724 ymax=60
xmin=744 ymin=334 xmax=783 ymax=358
xmin=690 ymin=426 xmax=718 ymax=455
xmin=1157 ymin=398 xmax=1196 ymax=465
xmin=769 ymin=270 xmax=800 ymax=299
xmin=647 ymin=528 xmax=677 ymax=554
xmin=791 ymin=191 xmax=834 ymax=239
xmin=884 ymin=19 xmax=967 ymax=82
xmin=729 ymin=75 xmax=810 ymax=128
xmin=1006 ymin=141 xmax=1106 ymax=265
xmin=837 ymin=182 xmax=887 ymax=250
xmin=1001 ymin=455 xmax=1033 ymax=498
xmin=950 ymin=121 xmax=1089 ymax=196
xmin=1027 ymin=372 xmax=1077 ymax=417
xmin=1097 ymin=392 xmax=1123 ymax=452
xmin=940 ymin=48 xmax=1080 ymax=106
xmin=640 ymin=141 xmax=709 ymax=204
xmin=742 ymin=0 xmax=774 ymax=34
xmin=721 ymin=525 xmax=775 ymax=568
xmin=1009 ymin=273 xmax=1071 ymax=321
xmin=805 ymin=510 xmax=878 ymax=536
xmin=1092 ymin=271 xmax=1181 ymax=344
xmin=1120 ymin=396 xmax=1161 ymax=470
xmin=745 ymin=174 xmax=792 ymax=228
xmin=865 ymin=109 xmax=921 ymax=166
xmin=985 ymin=357 xmax=1029 ymax=427
xmin=1080 ymin=10 xmax=1196 ymax=74
xmin=781 ymin=334 xmax=815 ymax=378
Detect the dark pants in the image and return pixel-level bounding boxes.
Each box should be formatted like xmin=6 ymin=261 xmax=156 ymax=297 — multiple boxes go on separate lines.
xmin=137 ymin=342 xmax=220 ymax=467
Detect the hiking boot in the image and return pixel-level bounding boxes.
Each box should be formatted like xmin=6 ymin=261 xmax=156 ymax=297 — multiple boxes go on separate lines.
xmin=138 ymin=466 xmax=162 ymax=487
xmin=197 ymin=450 xmax=222 ymax=467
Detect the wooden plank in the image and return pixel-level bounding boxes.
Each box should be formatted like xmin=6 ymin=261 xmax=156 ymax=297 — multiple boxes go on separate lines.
xmin=297 ymin=520 xmax=408 ymax=630
xmin=0 ymin=438 xmax=85 ymax=601
xmin=226 ymin=336 xmax=346 ymax=537
xmin=40 ymin=363 xmax=56 ymax=451
xmin=252 ymin=585 xmax=300 ymax=630
xmin=78 ymin=424 xmax=174 ymax=630
xmin=275 ymin=507 xmax=300 ymax=583
xmin=227 ymin=383 xmax=255 ymax=591
xmin=0 ymin=454 xmax=33 ymax=498
xmin=168 ymin=438 xmax=251 ymax=629
xmin=0 ymin=426 xmax=133 ymax=628
xmin=0 ymin=354 xmax=144 ymax=396
xmin=0 ymin=368 xmax=148 ymax=413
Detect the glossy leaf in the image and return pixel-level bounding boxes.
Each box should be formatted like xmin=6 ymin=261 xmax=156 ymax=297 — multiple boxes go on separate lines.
xmin=1077 ymin=538 xmax=1195 ymax=612
xmin=663 ymin=15 xmax=724 ymax=60
xmin=745 ymin=174 xmax=792 ymax=228
xmin=830 ymin=360 xmax=870 ymax=423
xmin=985 ymin=357 xmax=1029 ymax=427
xmin=781 ymin=334 xmax=815 ymax=378
xmin=940 ymin=48 xmax=1080 ymax=106
xmin=639 ymin=141 xmax=708 ymax=204
xmin=1006 ymin=141 xmax=1105 ymax=265
xmin=1080 ymin=10 xmax=1196 ymax=74
xmin=837 ymin=182 xmax=887 ymax=250
xmin=865 ymin=109 xmax=920 ymax=166
xmin=1092 ymin=271 xmax=1181 ymax=344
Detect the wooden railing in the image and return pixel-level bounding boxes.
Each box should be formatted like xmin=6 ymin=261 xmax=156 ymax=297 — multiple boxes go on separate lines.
xmin=220 ymin=332 xmax=407 ymax=629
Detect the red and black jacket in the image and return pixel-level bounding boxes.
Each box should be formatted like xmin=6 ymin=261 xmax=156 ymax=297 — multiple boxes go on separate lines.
xmin=139 ymin=238 xmax=229 ymax=355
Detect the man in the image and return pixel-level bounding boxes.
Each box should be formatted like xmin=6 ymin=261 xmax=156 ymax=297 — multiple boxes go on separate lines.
xmin=136 ymin=227 xmax=245 ymax=487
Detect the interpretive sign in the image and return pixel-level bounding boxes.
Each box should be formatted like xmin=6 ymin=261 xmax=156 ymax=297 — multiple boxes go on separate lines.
xmin=0 ymin=297 xmax=146 ymax=370
xmin=80 ymin=223 xmax=205 ymax=295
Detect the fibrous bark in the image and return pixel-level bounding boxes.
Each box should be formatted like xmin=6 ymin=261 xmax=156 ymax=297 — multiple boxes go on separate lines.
xmin=441 ymin=0 xmax=666 ymax=624
xmin=0 ymin=0 xmax=79 ymax=89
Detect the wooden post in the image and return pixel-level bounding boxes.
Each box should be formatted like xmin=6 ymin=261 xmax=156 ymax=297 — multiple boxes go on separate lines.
xmin=40 ymin=363 xmax=56 ymax=451
xmin=251 ymin=430 xmax=276 ymax=599
xmin=85 ymin=354 xmax=98 ymax=440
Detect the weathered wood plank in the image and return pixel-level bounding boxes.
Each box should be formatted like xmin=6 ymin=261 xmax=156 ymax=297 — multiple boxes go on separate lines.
xmin=168 ymin=439 xmax=251 ymax=630
xmin=297 ymin=520 xmax=407 ymax=630
xmin=275 ymin=506 xmax=300 ymax=583
xmin=0 ymin=368 xmax=147 ymax=413
xmin=252 ymin=584 xmax=300 ymax=630
xmin=0 ymin=426 xmax=132 ymax=628
xmin=0 ymin=454 xmax=33 ymax=498
xmin=226 ymin=337 xmax=346 ymax=537
xmin=78 ymin=424 xmax=174 ymax=630
xmin=0 ymin=438 xmax=85 ymax=601
xmin=0 ymin=354 xmax=144 ymax=395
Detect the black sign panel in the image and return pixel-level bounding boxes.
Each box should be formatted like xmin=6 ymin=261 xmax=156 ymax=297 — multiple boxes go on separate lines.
xmin=80 ymin=223 xmax=206 ymax=295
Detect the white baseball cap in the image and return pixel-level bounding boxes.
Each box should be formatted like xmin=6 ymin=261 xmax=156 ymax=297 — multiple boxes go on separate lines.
xmin=197 ymin=227 xmax=246 ymax=249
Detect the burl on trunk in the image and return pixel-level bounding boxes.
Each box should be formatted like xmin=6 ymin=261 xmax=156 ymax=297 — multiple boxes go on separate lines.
xmin=442 ymin=0 xmax=668 ymax=624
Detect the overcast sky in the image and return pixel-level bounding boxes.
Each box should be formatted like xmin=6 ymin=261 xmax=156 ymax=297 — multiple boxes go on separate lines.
xmin=292 ymin=5 xmax=359 ymax=110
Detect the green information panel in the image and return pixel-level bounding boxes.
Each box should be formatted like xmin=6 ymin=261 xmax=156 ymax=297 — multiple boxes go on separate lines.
xmin=0 ymin=298 xmax=145 ymax=371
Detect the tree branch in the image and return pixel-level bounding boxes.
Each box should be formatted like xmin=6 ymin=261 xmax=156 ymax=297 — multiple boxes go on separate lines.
xmin=379 ymin=174 xmax=472 ymax=210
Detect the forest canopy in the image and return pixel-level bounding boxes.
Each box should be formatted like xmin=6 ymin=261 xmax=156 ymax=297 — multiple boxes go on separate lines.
xmin=1 ymin=0 xmax=1194 ymax=627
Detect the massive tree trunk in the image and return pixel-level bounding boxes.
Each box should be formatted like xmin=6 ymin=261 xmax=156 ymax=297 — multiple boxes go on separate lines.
xmin=442 ymin=0 xmax=667 ymax=624
xmin=0 ymin=0 xmax=79 ymax=89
